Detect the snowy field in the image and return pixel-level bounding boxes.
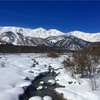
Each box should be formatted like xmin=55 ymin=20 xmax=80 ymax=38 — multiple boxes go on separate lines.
xmin=0 ymin=53 xmax=100 ymax=100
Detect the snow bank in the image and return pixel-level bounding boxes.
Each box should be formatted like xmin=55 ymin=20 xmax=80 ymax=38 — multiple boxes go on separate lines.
xmin=55 ymin=65 xmax=100 ymax=100
xmin=0 ymin=53 xmax=100 ymax=100
xmin=0 ymin=53 xmax=49 ymax=100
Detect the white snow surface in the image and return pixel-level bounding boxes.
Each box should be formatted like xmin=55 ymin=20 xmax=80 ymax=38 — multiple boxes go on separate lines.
xmin=0 ymin=26 xmax=64 ymax=38
xmin=0 ymin=53 xmax=100 ymax=100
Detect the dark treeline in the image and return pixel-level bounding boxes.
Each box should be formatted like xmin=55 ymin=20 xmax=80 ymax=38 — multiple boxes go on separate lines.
xmin=0 ymin=44 xmax=56 ymax=53
xmin=0 ymin=44 xmax=73 ymax=53
xmin=78 ymin=42 xmax=100 ymax=56
xmin=0 ymin=42 xmax=99 ymax=54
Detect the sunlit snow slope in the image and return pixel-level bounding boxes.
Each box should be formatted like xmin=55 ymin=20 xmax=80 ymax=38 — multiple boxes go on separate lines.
xmin=69 ymin=31 xmax=100 ymax=42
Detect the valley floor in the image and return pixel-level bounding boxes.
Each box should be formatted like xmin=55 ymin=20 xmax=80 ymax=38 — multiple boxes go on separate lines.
xmin=0 ymin=53 xmax=100 ymax=100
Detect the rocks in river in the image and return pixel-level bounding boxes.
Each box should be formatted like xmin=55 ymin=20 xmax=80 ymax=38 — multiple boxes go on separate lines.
xmin=28 ymin=96 xmax=52 ymax=100
xmin=37 ymin=86 xmax=43 ymax=90
xmin=43 ymin=96 xmax=52 ymax=100
xmin=45 ymin=86 xmax=47 ymax=89
xmin=29 ymin=96 xmax=42 ymax=100
xmin=39 ymin=81 xmax=44 ymax=85
xmin=50 ymin=69 xmax=54 ymax=73
xmin=48 ymin=79 xmax=56 ymax=85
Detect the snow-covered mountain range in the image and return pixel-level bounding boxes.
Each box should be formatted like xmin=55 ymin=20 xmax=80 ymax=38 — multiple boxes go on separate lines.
xmin=0 ymin=26 xmax=99 ymax=51
xmin=0 ymin=26 xmax=64 ymax=38
xmin=0 ymin=26 xmax=100 ymax=42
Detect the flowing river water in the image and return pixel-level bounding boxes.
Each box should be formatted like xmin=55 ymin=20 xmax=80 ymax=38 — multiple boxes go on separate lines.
xmin=20 ymin=69 xmax=66 ymax=100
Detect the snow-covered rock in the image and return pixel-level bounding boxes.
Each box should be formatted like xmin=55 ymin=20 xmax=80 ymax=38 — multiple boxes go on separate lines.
xmin=48 ymin=79 xmax=56 ymax=85
xmin=29 ymin=96 xmax=42 ymax=100
xmin=43 ymin=96 xmax=52 ymax=100
xmin=45 ymin=86 xmax=47 ymax=89
xmin=39 ymin=81 xmax=44 ymax=85
xmin=37 ymin=86 xmax=43 ymax=90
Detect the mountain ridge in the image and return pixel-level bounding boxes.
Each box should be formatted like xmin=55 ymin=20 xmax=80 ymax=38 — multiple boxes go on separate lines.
xmin=0 ymin=26 xmax=99 ymax=51
xmin=0 ymin=26 xmax=100 ymax=42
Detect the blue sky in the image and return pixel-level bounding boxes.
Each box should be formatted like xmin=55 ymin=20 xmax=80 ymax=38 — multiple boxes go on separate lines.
xmin=0 ymin=1 xmax=100 ymax=33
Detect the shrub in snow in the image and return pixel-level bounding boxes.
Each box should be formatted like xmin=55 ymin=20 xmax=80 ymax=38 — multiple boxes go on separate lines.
xmin=74 ymin=53 xmax=100 ymax=78
xmin=32 ymin=64 xmax=36 ymax=67
xmin=44 ymin=64 xmax=47 ymax=68
xmin=68 ymin=81 xmax=73 ymax=84
xmin=74 ymin=82 xmax=76 ymax=84
xmin=32 ymin=59 xmax=39 ymax=65
xmin=0 ymin=61 xmax=5 ymax=67
xmin=47 ymin=51 xmax=59 ymax=58
xmin=43 ymin=96 xmax=52 ymax=100
xmin=90 ymin=77 xmax=97 ymax=91
xmin=29 ymin=96 xmax=42 ymax=100
xmin=63 ymin=58 xmax=75 ymax=78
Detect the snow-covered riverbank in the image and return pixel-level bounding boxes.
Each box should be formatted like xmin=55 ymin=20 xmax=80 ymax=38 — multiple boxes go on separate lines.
xmin=0 ymin=53 xmax=100 ymax=100
xmin=0 ymin=54 xmax=49 ymax=100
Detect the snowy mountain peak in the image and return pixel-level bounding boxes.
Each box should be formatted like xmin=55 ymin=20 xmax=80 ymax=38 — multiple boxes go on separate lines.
xmin=0 ymin=26 xmax=64 ymax=38
xmin=34 ymin=27 xmax=47 ymax=32
xmin=68 ymin=30 xmax=100 ymax=42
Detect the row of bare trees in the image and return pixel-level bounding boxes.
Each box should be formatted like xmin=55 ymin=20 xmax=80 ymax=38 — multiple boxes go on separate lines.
xmin=63 ymin=53 xmax=100 ymax=78
xmin=63 ymin=53 xmax=100 ymax=90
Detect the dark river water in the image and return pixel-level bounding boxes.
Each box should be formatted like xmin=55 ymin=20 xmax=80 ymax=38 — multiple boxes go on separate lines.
xmin=20 ymin=71 xmax=66 ymax=100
